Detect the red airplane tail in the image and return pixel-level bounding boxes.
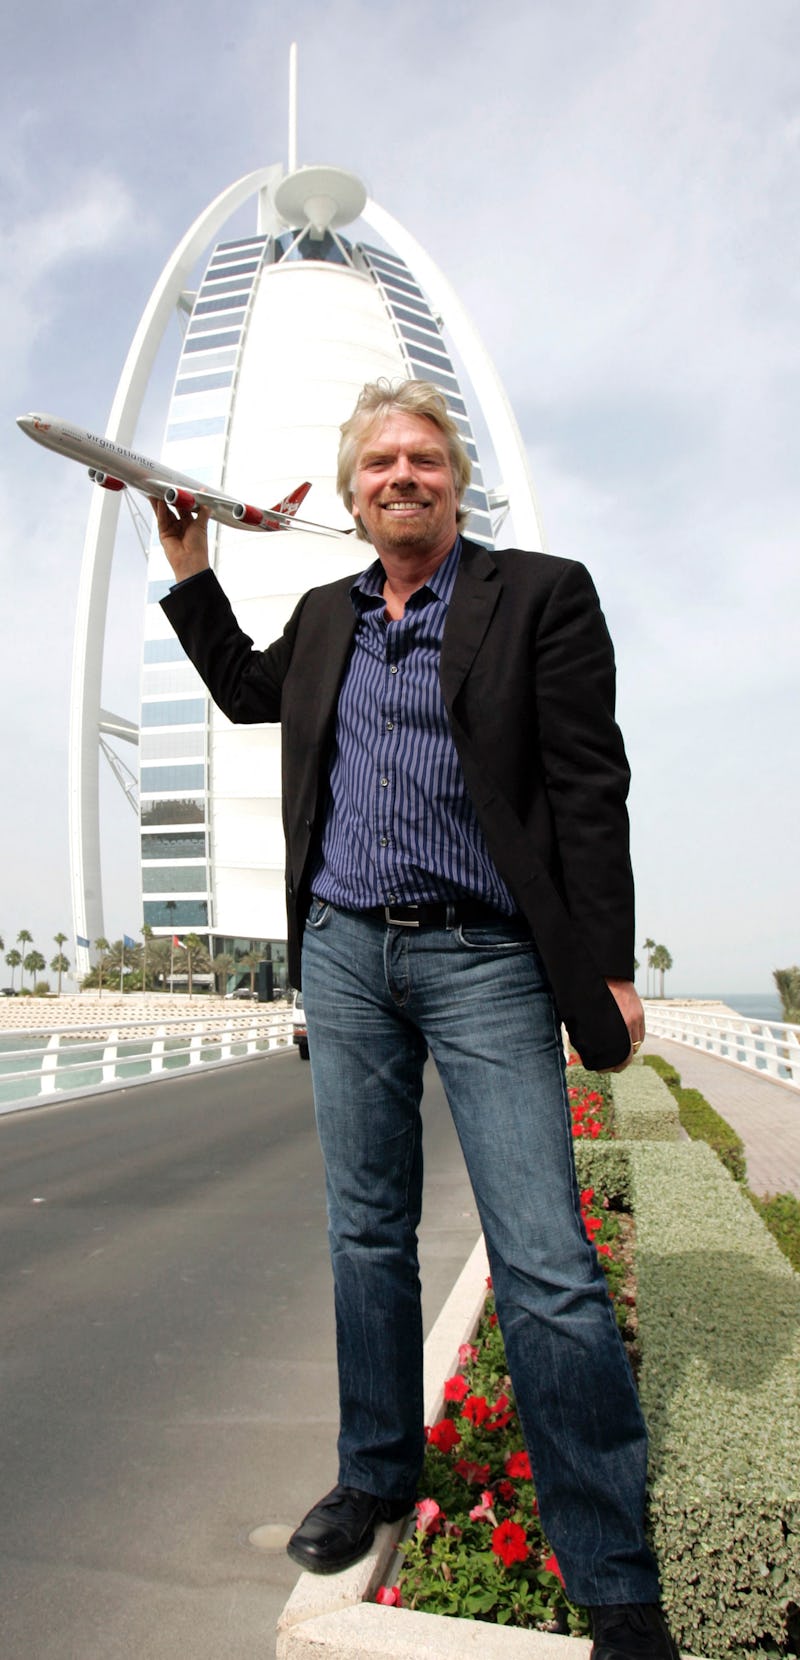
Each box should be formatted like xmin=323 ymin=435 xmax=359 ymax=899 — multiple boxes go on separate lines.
xmin=273 ymin=481 xmax=311 ymax=517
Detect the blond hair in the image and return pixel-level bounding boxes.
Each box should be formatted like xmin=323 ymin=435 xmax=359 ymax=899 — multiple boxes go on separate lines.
xmin=337 ymin=379 xmax=472 ymax=541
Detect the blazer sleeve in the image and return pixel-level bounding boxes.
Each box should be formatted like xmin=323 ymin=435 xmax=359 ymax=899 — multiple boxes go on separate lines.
xmin=534 ymin=560 xmax=635 ymax=980
xmin=160 ymin=568 xmax=307 ymax=724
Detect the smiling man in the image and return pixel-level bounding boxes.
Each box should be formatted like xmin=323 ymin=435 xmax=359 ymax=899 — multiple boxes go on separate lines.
xmin=155 ymin=379 xmax=678 ymax=1660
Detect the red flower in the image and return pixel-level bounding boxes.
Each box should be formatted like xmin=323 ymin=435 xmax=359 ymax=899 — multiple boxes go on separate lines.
xmin=376 ymin=1584 xmax=402 ymax=1606
xmin=486 ymin=1275 xmax=493 ymax=1289
xmin=461 ymin=1394 xmax=491 ymax=1426
xmin=504 ymin=1450 xmax=532 ymax=1480
xmin=427 ymin=1418 xmax=461 ymax=1453
xmin=580 ymin=1187 xmax=595 ymax=1206
xmin=486 ymin=1392 xmax=513 ymax=1430
xmin=496 ymin=1479 xmax=516 ymax=1502
xmin=453 ymin=1458 xmax=491 ymax=1485
xmin=491 ymin=1519 xmax=529 ymax=1566
xmin=488 ymin=1312 xmax=499 ymax=1327
xmin=542 ymin=1550 xmax=565 ymax=1585
xmin=415 ymin=1498 xmax=443 ymax=1534
xmin=597 ymin=1242 xmax=613 ymax=1258
xmin=443 ymin=1374 xmax=470 ymax=1403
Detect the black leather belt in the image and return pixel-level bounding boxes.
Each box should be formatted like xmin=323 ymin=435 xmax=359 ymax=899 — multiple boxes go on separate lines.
xmin=360 ymin=900 xmax=519 ymax=929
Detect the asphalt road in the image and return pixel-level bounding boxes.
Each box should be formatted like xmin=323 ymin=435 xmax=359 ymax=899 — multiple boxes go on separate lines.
xmin=0 ymin=1050 xmax=479 ymax=1659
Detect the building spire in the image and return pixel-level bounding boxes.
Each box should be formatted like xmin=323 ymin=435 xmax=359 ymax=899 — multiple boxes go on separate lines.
xmin=288 ymin=42 xmax=298 ymax=173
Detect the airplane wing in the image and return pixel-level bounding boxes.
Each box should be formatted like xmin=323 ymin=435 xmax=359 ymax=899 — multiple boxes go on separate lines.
xmin=148 ymin=476 xmax=343 ymax=538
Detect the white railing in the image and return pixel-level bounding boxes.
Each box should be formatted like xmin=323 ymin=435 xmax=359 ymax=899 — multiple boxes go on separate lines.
xmin=0 ymin=1006 xmax=293 ymax=1113
xmin=643 ymin=1002 xmax=800 ymax=1091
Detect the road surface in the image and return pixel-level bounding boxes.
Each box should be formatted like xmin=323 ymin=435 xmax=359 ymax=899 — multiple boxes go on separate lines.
xmin=0 ymin=1050 xmax=479 ymax=1659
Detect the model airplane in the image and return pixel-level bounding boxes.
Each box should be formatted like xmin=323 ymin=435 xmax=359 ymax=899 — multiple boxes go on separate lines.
xmin=16 ymin=412 xmax=343 ymax=536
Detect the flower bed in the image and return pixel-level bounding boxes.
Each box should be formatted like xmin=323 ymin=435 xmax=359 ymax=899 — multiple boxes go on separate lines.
xmin=381 ymin=1073 xmax=633 ymax=1632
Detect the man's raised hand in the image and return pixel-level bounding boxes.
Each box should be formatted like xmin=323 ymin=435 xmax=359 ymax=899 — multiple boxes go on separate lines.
xmin=151 ymin=497 xmax=211 ymax=584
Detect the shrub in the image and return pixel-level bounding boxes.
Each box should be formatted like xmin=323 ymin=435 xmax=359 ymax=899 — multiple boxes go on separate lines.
xmin=673 ymin=1085 xmax=747 ymax=1182
xmin=610 ymin=1065 xmax=682 ymax=1141
xmin=641 ymin=1053 xmax=681 ymax=1091
xmin=630 ymin=1141 xmax=800 ymax=1658
xmin=748 ymin=1190 xmax=800 ymax=1275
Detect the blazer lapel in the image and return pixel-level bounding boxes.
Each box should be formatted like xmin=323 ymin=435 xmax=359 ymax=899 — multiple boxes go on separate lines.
xmin=440 ymin=538 xmax=501 ymax=705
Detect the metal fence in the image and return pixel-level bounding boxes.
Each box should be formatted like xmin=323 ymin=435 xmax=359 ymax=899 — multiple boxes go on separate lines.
xmin=642 ymin=1002 xmax=800 ymax=1090
xmin=0 ymin=1006 xmax=293 ymax=1113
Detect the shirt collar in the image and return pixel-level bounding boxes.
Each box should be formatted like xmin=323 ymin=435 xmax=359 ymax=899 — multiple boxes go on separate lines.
xmin=351 ymin=535 xmax=462 ymax=614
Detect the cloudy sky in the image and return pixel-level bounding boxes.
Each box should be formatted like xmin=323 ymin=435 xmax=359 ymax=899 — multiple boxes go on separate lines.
xmin=0 ymin=0 xmax=797 ymax=997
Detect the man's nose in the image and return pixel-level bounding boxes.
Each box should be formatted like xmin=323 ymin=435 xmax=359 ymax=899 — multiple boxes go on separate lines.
xmin=390 ymin=452 xmax=415 ymax=485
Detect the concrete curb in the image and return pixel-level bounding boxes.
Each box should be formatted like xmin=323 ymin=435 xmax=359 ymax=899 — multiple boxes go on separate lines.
xmin=275 ymin=1234 xmax=598 ymax=1659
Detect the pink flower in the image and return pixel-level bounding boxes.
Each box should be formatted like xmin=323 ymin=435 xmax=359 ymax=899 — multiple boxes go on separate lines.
xmin=415 ymin=1497 xmax=443 ymax=1535
xmin=426 ymin=1418 xmax=461 ymax=1453
xmin=491 ymin=1519 xmax=529 ymax=1566
xmin=376 ymin=1584 xmax=402 ymax=1606
xmin=542 ymin=1550 xmax=565 ymax=1585
xmin=469 ymin=1489 xmax=497 ymax=1523
xmin=458 ymin=1341 xmax=479 ymax=1366
xmin=504 ymin=1450 xmax=532 ymax=1480
xmin=443 ymin=1373 xmax=470 ymax=1403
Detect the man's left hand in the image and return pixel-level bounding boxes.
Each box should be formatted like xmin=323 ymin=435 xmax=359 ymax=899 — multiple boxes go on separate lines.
xmin=604 ymin=979 xmax=645 ymax=1072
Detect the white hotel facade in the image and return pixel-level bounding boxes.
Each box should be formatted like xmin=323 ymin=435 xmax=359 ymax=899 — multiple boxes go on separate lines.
xmin=70 ymin=160 xmax=544 ymax=987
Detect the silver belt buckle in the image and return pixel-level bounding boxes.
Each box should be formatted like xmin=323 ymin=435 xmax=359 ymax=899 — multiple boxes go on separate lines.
xmin=383 ymin=904 xmax=420 ymax=928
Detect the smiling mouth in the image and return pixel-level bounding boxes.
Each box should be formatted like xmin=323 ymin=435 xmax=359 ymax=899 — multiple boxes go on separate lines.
xmin=382 ymin=500 xmax=428 ymax=512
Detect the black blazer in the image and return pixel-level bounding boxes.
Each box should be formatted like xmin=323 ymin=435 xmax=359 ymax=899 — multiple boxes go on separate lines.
xmin=162 ymin=537 xmax=634 ymax=1068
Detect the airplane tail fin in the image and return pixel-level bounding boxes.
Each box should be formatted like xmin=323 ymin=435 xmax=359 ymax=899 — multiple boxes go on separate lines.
xmin=272 ymin=481 xmax=311 ymax=517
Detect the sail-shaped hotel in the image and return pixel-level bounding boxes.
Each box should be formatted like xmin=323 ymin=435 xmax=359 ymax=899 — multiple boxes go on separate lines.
xmin=69 ymin=154 xmax=544 ymax=987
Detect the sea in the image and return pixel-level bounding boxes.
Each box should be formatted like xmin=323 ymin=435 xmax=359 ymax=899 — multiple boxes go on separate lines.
xmin=670 ymin=992 xmax=782 ymax=1022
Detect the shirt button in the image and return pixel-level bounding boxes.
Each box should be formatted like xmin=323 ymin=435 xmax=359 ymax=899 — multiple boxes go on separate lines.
xmin=386 ymin=721 xmax=394 ymax=731
xmin=390 ymin=664 xmax=398 ymax=675
xmin=379 ymin=837 xmax=388 ymax=847
xmin=380 ymin=777 xmax=389 ymax=787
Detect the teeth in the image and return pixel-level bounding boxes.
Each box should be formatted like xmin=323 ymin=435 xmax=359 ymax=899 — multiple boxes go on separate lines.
xmin=384 ymin=502 xmax=424 ymax=511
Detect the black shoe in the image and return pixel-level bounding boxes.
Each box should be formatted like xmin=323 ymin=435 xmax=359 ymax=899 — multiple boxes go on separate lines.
xmin=589 ymin=1604 xmax=681 ymax=1660
xmin=286 ymin=1484 xmax=413 ymax=1575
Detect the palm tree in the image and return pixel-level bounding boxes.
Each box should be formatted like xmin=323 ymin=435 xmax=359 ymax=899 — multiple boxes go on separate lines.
xmin=94 ymin=938 xmax=110 ymax=997
xmin=17 ymin=928 xmax=33 ymax=967
xmin=182 ymin=934 xmax=211 ymax=997
xmin=24 ymin=950 xmax=47 ymax=989
xmin=50 ymin=952 xmax=70 ymax=995
xmin=5 ymin=948 xmax=22 ymax=990
xmin=240 ymin=948 xmax=263 ymax=995
xmin=212 ymin=951 xmax=235 ymax=997
xmin=773 ymin=967 xmax=800 ymax=1025
xmin=141 ymin=924 xmax=154 ymax=992
xmin=651 ymin=944 xmax=673 ymax=998
xmin=642 ymin=938 xmax=656 ymax=998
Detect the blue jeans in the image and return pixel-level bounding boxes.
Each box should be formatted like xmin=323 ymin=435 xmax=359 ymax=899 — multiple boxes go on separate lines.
xmin=301 ymin=901 xmax=660 ymax=1605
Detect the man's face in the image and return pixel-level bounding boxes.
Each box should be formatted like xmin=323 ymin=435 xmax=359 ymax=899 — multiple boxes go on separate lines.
xmin=350 ymin=412 xmax=458 ymax=562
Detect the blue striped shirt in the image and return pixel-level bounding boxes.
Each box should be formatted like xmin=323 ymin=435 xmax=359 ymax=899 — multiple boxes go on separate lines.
xmin=310 ymin=539 xmax=516 ymax=913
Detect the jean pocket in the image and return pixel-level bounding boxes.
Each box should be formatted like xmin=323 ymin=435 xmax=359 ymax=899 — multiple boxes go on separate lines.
xmin=306 ymin=897 xmax=332 ymax=930
xmin=455 ymin=922 xmax=532 ymax=953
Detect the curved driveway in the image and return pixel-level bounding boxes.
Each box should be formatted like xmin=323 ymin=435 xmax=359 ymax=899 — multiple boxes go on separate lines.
xmin=0 ymin=1051 xmax=478 ymax=1659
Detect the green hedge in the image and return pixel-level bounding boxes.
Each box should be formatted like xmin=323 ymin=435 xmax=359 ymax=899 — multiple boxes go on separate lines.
xmin=572 ymin=1139 xmax=633 ymax=1208
xmin=610 ymin=1064 xmax=683 ymax=1142
xmin=641 ymin=1055 xmax=748 ymax=1182
xmin=748 ymin=1190 xmax=800 ymax=1275
xmin=630 ymin=1141 xmax=800 ymax=1658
